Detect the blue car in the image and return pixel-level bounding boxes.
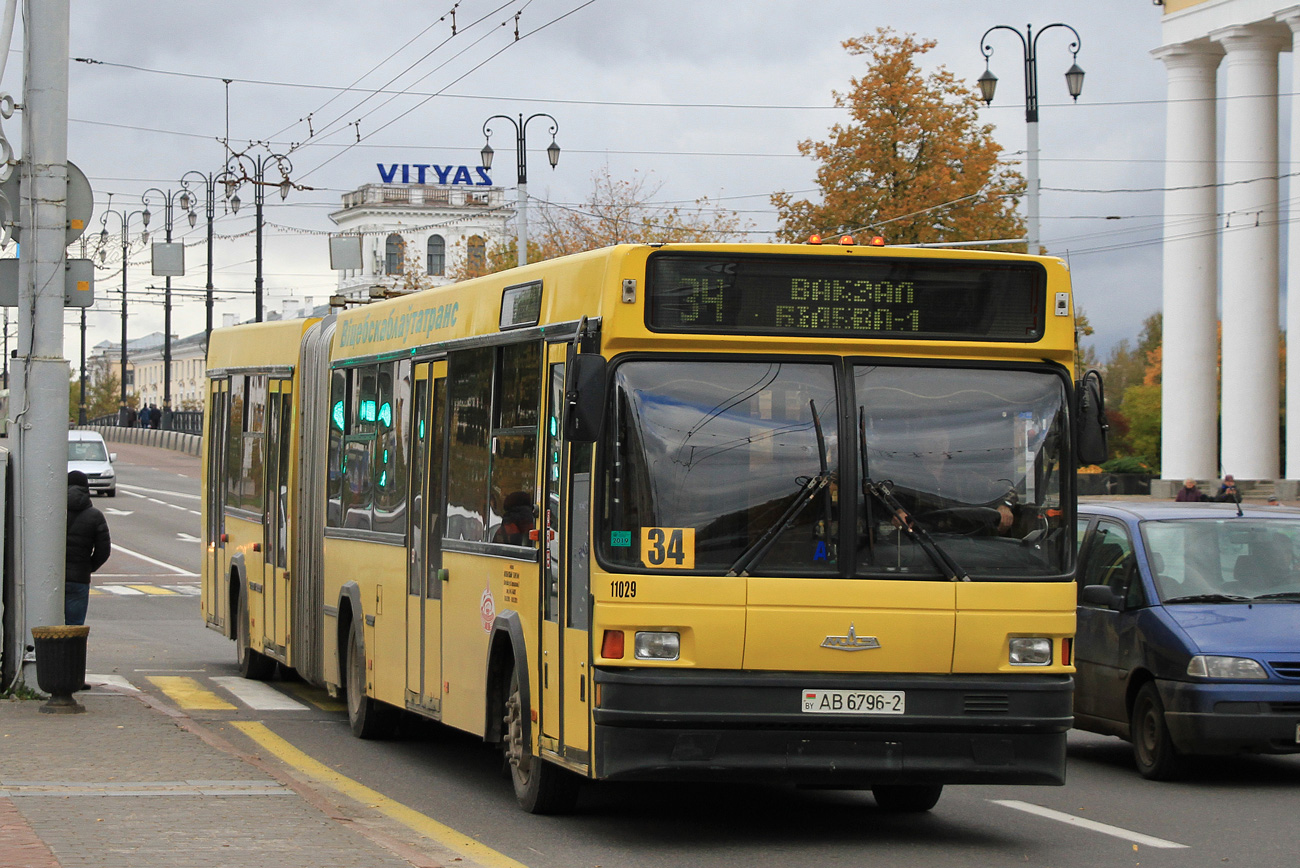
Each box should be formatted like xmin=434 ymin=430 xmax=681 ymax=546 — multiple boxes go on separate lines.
xmin=1074 ymin=501 xmax=1300 ymax=779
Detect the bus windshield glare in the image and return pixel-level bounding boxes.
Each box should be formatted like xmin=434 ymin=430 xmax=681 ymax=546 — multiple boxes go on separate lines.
xmin=599 ymin=361 xmax=1068 ymax=579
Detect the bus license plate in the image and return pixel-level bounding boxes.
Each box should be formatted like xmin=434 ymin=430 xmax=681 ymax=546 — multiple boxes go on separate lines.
xmin=802 ymin=689 xmax=905 ymax=715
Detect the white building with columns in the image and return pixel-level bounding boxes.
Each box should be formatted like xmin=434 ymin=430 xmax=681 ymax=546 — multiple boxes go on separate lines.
xmin=1157 ymin=0 xmax=1300 ymax=486
xmin=329 ymin=168 xmax=514 ymax=301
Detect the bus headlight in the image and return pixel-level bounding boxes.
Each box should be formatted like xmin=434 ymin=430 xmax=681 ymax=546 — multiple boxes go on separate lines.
xmin=1187 ymin=655 xmax=1268 ymax=679
xmin=1009 ymin=637 xmax=1052 ymax=666
xmin=634 ymin=631 xmax=680 ymax=661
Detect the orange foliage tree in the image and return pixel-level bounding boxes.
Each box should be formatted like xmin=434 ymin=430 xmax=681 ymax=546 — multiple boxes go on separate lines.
xmin=772 ymin=28 xmax=1026 ymax=246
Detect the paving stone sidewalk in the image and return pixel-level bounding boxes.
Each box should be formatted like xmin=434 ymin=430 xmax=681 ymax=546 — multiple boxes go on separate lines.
xmin=0 ymin=690 xmax=463 ymax=868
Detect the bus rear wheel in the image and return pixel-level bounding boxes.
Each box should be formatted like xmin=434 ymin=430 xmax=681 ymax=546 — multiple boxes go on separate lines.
xmin=235 ymin=590 xmax=275 ymax=681
xmin=504 ymin=668 xmax=579 ymax=814
xmin=871 ymin=784 xmax=943 ymax=812
xmin=345 ymin=620 xmax=397 ymax=739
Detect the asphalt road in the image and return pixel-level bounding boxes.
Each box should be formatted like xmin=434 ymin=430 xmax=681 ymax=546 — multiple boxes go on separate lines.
xmin=81 ymin=443 xmax=1300 ymax=868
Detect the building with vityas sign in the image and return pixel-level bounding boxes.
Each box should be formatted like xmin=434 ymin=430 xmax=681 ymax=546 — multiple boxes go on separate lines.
xmin=329 ymin=161 xmax=514 ymax=301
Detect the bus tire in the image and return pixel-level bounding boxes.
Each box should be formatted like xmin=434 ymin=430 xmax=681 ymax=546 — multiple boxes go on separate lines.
xmin=1131 ymin=683 xmax=1184 ymax=780
xmin=235 ymin=589 xmax=275 ymax=681
xmin=504 ymin=668 xmax=579 ymax=814
xmin=345 ymin=620 xmax=397 ymax=739
xmin=871 ymin=784 xmax=943 ymax=812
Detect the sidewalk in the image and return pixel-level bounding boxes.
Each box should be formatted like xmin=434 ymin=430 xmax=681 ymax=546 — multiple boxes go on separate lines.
xmin=0 ymin=687 xmax=472 ymax=868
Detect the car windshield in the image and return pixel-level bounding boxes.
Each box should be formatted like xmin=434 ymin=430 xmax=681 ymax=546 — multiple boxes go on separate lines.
xmin=1141 ymin=518 xmax=1300 ymax=601
xmin=68 ymin=440 xmax=107 ymax=462
xmin=855 ymin=366 xmax=1069 ymax=578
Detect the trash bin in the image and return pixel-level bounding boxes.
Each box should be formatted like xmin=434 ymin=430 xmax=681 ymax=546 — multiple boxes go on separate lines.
xmin=31 ymin=625 xmax=90 ymax=714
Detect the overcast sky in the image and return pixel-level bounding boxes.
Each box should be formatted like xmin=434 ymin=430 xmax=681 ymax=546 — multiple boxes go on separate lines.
xmin=2 ymin=1 xmax=1186 ymax=366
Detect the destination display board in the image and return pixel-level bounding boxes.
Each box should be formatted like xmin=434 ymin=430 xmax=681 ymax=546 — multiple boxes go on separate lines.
xmin=645 ymin=253 xmax=1047 ymax=341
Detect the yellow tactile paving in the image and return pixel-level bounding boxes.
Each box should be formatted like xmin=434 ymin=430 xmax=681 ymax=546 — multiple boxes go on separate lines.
xmin=146 ymin=675 xmax=237 ymax=711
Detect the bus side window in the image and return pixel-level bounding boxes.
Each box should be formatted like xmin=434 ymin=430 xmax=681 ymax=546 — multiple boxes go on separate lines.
xmin=327 ymin=369 xmax=347 ymax=528
xmin=488 ymin=342 xmax=540 ymax=546
xmin=446 ymin=347 xmax=494 ymax=541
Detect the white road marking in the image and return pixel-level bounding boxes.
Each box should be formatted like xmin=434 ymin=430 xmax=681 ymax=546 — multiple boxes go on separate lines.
xmin=103 ymin=507 xmax=134 ymax=516
xmin=100 ymin=585 xmax=144 ymax=595
xmin=991 ymin=800 xmax=1188 ymax=849
xmin=177 ymin=532 xmax=201 ymax=543
xmin=162 ymin=584 xmax=202 ymax=595
xmin=119 ymin=483 xmax=200 ymax=500
xmin=86 ymin=674 xmax=139 ymax=692
xmin=211 ymin=677 xmax=309 ymax=711
xmin=110 ymin=543 xmax=198 ymax=576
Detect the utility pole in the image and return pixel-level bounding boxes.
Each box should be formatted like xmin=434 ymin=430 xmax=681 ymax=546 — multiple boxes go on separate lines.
xmin=14 ymin=0 xmax=72 ymax=685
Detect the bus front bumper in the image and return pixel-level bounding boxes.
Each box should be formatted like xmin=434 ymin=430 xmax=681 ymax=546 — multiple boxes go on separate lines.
xmin=590 ymin=668 xmax=1072 ymax=787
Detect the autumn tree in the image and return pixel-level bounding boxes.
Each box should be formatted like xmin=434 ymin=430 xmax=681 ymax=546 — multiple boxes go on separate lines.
xmin=451 ymin=169 xmax=752 ymax=280
xmin=69 ymin=357 xmax=124 ymax=422
xmin=772 ymin=28 xmax=1026 ymax=246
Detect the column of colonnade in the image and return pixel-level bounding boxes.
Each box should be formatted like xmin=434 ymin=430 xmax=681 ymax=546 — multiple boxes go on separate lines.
xmin=1157 ymin=20 xmax=1295 ymax=484
xmin=1156 ymin=43 xmax=1221 ymax=482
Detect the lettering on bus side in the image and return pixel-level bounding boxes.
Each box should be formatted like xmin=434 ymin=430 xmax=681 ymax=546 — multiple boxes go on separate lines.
xmin=337 ymin=301 xmax=460 ymax=349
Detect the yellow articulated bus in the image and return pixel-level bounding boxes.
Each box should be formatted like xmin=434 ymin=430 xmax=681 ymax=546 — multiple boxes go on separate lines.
xmin=202 ymin=241 xmax=1107 ymax=814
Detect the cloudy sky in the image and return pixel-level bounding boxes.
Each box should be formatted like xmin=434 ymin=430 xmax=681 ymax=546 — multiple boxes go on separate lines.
xmin=2 ymin=1 xmax=1189 ymax=366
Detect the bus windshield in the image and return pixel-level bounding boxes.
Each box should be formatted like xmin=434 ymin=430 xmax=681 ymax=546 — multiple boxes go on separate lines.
xmin=600 ymin=360 xmax=840 ymax=575
xmin=856 ymin=365 xmax=1068 ymax=579
xmin=598 ymin=360 xmax=1070 ymax=579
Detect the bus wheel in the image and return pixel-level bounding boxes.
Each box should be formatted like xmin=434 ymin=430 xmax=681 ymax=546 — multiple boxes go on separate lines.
xmin=345 ymin=620 xmax=396 ymax=739
xmin=1131 ymin=683 xmax=1184 ymax=780
xmin=871 ymin=784 xmax=943 ymax=812
xmin=235 ymin=590 xmax=275 ymax=681
xmin=504 ymin=668 xmax=579 ymax=814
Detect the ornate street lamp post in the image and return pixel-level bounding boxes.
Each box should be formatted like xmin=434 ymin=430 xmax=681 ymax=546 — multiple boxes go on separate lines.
xmin=142 ymin=186 xmax=190 ymax=429
xmin=179 ymin=168 xmax=237 ymax=347
xmin=225 ymin=148 xmax=294 ymax=322
xmin=480 ymin=113 xmax=560 ymax=267
xmin=978 ymin=23 xmax=1084 ymax=254
xmin=96 ymin=205 xmax=148 ymax=425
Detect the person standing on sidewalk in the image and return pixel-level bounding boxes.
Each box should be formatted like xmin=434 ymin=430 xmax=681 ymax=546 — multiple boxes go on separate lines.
xmin=66 ymin=470 xmax=111 ymax=625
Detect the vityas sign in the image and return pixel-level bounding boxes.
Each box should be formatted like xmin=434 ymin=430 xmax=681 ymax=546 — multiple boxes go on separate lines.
xmin=377 ymin=163 xmax=493 ymax=185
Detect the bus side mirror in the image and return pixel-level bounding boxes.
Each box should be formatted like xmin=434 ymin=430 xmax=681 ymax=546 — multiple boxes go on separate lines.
xmin=1080 ymin=584 xmax=1123 ymax=611
xmin=1075 ymin=369 xmax=1108 ymax=466
xmin=565 ymin=354 xmax=607 ymax=443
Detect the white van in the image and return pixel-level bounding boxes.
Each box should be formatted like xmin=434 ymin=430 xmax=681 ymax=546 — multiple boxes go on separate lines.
xmin=67 ymin=430 xmax=117 ymax=496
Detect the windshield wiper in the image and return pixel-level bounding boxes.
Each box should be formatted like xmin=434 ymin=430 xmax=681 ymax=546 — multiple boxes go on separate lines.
xmin=1162 ymin=593 xmax=1253 ymax=604
xmin=1251 ymin=592 xmax=1300 ymax=602
xmin=726 ymin=400 xmax=834 ymax=577
xmin=859 ymin=408 xmax=970 ymax=582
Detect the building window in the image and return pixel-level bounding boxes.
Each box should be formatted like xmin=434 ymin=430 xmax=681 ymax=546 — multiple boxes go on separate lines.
xmin=385 ymin=233 xmax=403 ymax=275
xmin=467 ymin=235 xmax=486 ymax=275
xmin=427 ymin=235 xmax=445 ymax=276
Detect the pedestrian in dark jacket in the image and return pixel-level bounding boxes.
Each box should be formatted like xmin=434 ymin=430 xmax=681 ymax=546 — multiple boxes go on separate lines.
xmin=66 ymin=470 xmax=111 ymax=626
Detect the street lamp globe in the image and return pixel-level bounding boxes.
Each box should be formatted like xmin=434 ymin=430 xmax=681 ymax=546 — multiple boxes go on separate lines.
xmin=547 ymin=139 xmax=560 ymax=169
xmin=1065 ymin=63 xmax=1085 ymax=100
xmin=978 ymin=67 xmax=998 ymax=105
xmin=480 ymin=142 xmax=494 ymax=170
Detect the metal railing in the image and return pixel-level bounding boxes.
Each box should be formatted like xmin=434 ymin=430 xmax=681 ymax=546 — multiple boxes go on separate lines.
xmin=87 ymin=410 xmax=203 ymax=434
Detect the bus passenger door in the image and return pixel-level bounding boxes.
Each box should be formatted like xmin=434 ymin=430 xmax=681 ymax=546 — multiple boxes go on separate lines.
xmin=205 ymin=379 xmax=228 ymax=628
xmin=263 ymin=382 xmax=292 ymax=656
xmin=541 ymin=350 xmax=593 ymax=762
xmin=406 ymin=360 xmax=447 ymax=712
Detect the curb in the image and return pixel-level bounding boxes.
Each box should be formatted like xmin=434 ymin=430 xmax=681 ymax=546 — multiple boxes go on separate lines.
xmin=79 ymin=424 xmax=201 ymax=456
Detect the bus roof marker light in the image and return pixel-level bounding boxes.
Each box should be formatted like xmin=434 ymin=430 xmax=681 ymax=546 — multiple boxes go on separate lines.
xmin=807 ymin=234 xmax=823 ymax=245
xmin=869 ymin=235 xmax=886 ymax=246
xmin=839 ymin=235 xmax=854 ymax=245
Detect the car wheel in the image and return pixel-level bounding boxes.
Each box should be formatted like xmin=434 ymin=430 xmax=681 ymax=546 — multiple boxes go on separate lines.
xmin=1131 ymin=682 xmax=1185 ymax=780
xmin=504 ymin=668 xmax=579 ymax=814
xmin=235 ymin=590 xmax=275 ymax=681
xmin=345 ymin=620 xmax=396 ymax=739
xmin=871 ymin=784 xmax=943 ymax=812
xmin=106 ymin=488 xmax=116 ymax=498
